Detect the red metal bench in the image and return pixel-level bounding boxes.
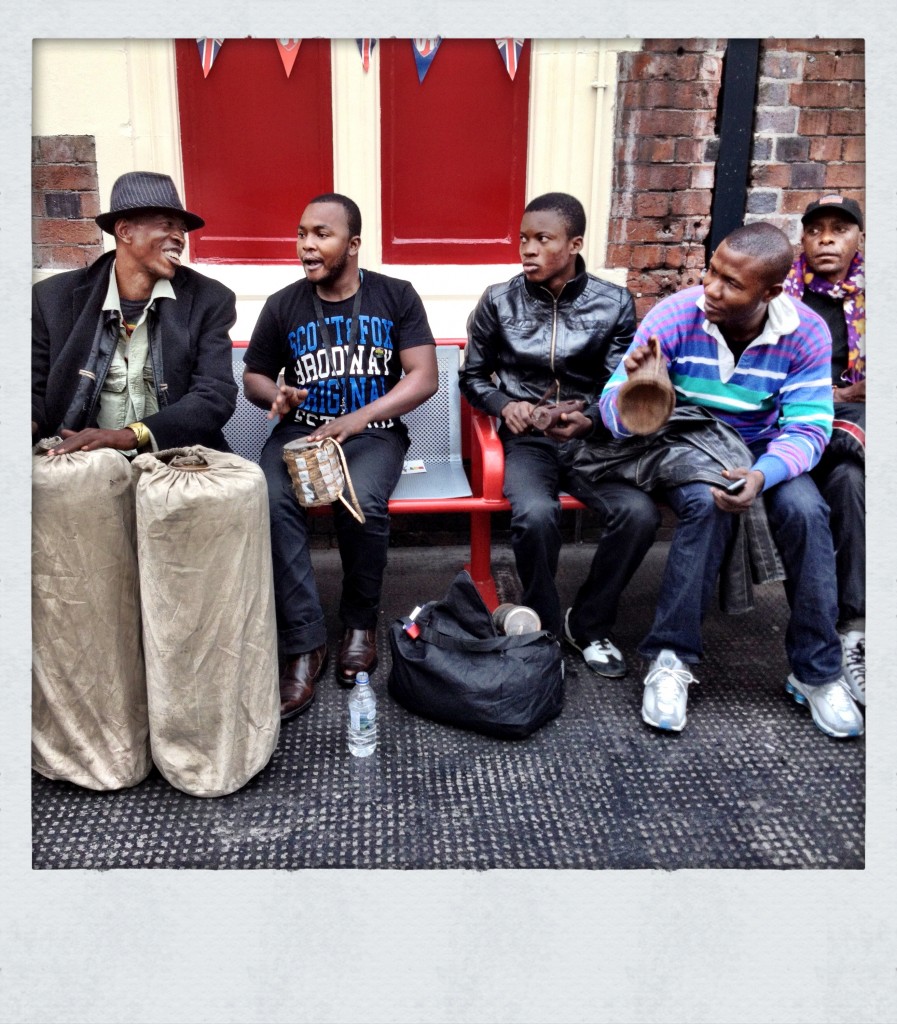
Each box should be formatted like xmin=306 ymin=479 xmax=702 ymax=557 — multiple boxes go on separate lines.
xmin=225 ymin=338 xmax=585 ymax=611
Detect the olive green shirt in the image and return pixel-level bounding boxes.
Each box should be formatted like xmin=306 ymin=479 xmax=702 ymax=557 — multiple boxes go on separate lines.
xmin=97 ymin=263 xmax=176 ymax=450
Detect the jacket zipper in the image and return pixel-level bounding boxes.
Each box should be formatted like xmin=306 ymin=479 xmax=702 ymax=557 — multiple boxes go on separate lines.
xmin=542 ymin=287 xmax=561 ymax=402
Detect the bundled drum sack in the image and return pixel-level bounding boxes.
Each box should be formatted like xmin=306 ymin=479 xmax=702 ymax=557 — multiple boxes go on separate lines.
xmin=132 ymin=446 xmax=280 ymax=798
xmin=388 ymin=571 xmax=564 ymax=739
xmin=32 ymin=444 xmax=151 ymax=790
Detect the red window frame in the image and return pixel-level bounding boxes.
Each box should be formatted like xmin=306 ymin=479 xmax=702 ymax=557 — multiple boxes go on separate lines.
xmin=175 ymin=38 xmax=334 ymax=263
xmin=379 ymin=39 xmax=531 ymax=264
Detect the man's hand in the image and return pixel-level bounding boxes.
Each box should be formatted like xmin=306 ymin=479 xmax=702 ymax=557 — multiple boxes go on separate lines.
xmin=833 ymin=378 xmax=866 ymax=403
xmin=45 ymin=427 xmax=140 ymax=457
xmin=622 ymin=337 xmax=659 ymax=376
xmin=544 ymin=410 xmax=593 ymax=441
xmin=268 ymin=384 xmax=309 ymax=420
xmin=501 ymin=400 xmax=535 ymax=435
xmin=710 ymin=467 xmax=765 ymax=513
xmin=307 ymin=408 xmax=371 ymax=444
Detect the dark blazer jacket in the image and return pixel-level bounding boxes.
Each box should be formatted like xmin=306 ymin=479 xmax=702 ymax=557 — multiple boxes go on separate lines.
xmin=32 ymin=250 xmax=238 ymax=450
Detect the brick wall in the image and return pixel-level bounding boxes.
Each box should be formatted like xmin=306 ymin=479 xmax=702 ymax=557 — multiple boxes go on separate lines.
xmin=608 ymin=38 xmax=865 ymax=316
xmin=609 ymin=40 xmax=726 ymax=320
xmin=32 ymin=135 xmax=104 ymax=269
xmin=747 ymin=39 xmax=864 ymax=242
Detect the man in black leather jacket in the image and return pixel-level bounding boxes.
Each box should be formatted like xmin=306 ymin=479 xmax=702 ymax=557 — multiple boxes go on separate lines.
xmin=460 ymin=192 xmax=658 ymax=677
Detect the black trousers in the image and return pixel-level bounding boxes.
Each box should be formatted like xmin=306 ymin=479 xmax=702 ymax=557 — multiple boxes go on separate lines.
xmin=501 ymin=431 xmax=660 ymax=639
xmin=260 ymin=423 xmax=407 ymax=656
xmin=814 ymin=456 xmax=865 ymax=624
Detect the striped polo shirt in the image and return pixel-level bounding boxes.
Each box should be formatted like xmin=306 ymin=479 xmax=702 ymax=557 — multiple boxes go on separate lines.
xmin=599 ymin=287 xmax=834 ymax=490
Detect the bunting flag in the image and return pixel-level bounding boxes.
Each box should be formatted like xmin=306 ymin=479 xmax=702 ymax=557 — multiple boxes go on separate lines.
xmin=196 ymin=38 xmax=224 ymax=78
xmin=356 ymin=38 xmax=377 ymax=72
xmin=412 ymin=38 xmax=441 ymax=83
xmin=276 ymin=39 xmax=302 ymax=77
xmin=495 ymin=38 xmax=525 ymax=80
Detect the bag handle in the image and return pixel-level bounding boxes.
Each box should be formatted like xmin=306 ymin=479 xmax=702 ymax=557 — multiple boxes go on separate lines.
xmin=413 ymin=621 xmax=553 ymax=653
xmin=326 ymin=437 xmax=365 ymax=524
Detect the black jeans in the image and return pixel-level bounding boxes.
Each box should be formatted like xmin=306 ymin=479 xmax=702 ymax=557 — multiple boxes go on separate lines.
xmin=814 ymin=456 xmax=865 ymax=624
xmin=501 ymin=431 xmax=660 ymax=638
xmin=260 ymin=422 xmax=407 ymax=656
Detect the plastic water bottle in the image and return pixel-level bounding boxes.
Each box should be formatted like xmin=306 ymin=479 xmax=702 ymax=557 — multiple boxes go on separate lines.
xmin=347 ymin=672 xmax=377 ymax=757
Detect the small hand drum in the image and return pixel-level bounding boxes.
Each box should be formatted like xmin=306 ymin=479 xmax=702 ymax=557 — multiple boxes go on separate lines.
xmin=617 ymin=335 xmax=675 ymax=435
xmin=282 ymin=437 xmax=365 ymax=523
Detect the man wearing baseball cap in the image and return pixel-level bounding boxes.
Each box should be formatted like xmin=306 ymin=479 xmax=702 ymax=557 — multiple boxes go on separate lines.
xmin=32 ymin=170 xmax=237 ymax=454
xmin=784 ymin=194 xmax=866 ymax=708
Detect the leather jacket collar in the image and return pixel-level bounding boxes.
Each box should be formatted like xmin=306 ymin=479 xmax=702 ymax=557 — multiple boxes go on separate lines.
xmin=522 ymin=254 xmax=589 ymax=305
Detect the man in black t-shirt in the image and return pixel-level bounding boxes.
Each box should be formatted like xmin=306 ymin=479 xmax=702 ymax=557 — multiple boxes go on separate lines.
xmin=783 ymin=195 xmax=866 ymax=708
xmin=244 ymin=194 xmax=438 ymax=718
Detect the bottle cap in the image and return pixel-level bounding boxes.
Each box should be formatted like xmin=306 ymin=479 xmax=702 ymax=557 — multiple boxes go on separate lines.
xmin=355 ymin=672 xmax=370 ymax=684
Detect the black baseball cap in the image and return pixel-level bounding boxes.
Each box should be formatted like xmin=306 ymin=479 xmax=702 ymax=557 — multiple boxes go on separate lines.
xmin=801 ymin=194 xmax=863 ymax=231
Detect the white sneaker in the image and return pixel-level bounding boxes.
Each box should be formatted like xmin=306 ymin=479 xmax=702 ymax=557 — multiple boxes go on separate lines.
xmin=785 ymin=674 xmax=864 ymax=738
xmin=563 ymin=609 xmax=626 ymax=677
xmin=839 ymin=630 xmax=866 ymax=707
xmin=641 ymin=649 xmax=696 ymax=732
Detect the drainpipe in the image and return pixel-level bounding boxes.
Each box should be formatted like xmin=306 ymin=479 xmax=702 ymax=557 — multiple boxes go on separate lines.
xmin=706 ymin=39 xmax=761 ymax=258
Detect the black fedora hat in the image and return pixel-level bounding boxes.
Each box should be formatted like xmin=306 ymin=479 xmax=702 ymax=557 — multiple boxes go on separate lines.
xmin=95 ymin=171 xmax=205 ymax=234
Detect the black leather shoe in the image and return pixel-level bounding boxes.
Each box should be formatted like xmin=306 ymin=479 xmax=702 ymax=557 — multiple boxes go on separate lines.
xmin=280 ymin=645 xmax=328 ymax=719
xmin=336 ymin=628 xmax=378 ymax=685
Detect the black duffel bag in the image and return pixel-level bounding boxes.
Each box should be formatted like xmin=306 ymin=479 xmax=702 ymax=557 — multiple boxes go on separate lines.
xmin=387 ymin=571 xmax=564 ymax=739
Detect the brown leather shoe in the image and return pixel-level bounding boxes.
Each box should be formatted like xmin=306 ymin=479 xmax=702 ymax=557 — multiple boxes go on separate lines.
xmin=279 ymin=645 xmax=328 ymax=719
xmin=336 ymin=628 xmax=378 ymax=685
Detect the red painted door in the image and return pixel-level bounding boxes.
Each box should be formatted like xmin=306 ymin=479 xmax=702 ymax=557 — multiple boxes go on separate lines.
xmin=379 ymin=39 xmax=531 ymax=264
xmin=175 ymin=38 xmax=334 ymax=263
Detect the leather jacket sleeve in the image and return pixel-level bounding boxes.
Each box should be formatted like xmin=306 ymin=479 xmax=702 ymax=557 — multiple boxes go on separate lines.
xmin=582 ymin=288 xmax=636 ymax=430
xmin=459 ymin=286 xmax=513 ymax=418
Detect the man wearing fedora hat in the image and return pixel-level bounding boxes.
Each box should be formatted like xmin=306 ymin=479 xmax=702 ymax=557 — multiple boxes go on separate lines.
xmin=32 ymin=170 xmax=237 ymax=455
xmin=783 ymin=194 xmax=866 ymax=708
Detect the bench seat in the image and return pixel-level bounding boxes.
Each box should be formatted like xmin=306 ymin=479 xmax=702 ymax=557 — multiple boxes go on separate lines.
xmin=224 ymin=339 xmax=580 ymax=609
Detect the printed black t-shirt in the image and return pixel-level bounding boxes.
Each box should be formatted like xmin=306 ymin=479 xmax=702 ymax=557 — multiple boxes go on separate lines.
xmin=244 ymin=269 xmax=435 ymax=431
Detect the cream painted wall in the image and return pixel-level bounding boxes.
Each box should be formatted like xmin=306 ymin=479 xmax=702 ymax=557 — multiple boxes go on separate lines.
xmin=33 ymin=38 xmax=182 ymax=233
xmin=33 ymin=37 xmax=640 ymax=338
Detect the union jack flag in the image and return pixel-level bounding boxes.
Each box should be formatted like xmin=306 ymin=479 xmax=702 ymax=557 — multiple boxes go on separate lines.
xmin=276 ymin=38 xmax=302 ymax=77
xmin=495 ymin=38 xmax=525 ymax=80
xmin=356 ymin=38 xmax=377 ymax=72
xmin=412 ymin=37 xmax=441 ymax=83
xmin=196 ymin=37 xmax=224 ymax=79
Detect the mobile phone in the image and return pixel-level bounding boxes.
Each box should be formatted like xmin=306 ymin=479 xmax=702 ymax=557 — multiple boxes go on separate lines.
xmin=723 ymin=477 xmax=747 ymax=494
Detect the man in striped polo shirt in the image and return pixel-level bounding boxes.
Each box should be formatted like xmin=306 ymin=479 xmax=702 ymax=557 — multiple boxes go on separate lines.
xmin=600 ymin=222 xmax=863 ymax=739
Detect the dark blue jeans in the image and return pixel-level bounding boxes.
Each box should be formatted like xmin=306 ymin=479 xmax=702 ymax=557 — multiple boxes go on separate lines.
xmin=641 ymin=466 xmax=843 ymax=686
xmin=501 ymin=432 xmax=660 ymax=639
xmin=260 ymin=423 xmax=407 ymax=657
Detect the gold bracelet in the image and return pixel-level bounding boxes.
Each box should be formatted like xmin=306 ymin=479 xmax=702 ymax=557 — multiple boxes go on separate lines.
xmin=127 ymin=421 xmax=150 ymax=448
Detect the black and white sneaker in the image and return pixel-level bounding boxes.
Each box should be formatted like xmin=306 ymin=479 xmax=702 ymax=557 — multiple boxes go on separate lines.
xmin=563 ymin=608 xmax=627 ymax=677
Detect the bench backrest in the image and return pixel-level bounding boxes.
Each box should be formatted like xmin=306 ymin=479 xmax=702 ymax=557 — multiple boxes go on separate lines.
xmin=223 ymin=342 xmax=472 ymax=500
xmin=222 ymin=348 xmax=274 ymax=463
